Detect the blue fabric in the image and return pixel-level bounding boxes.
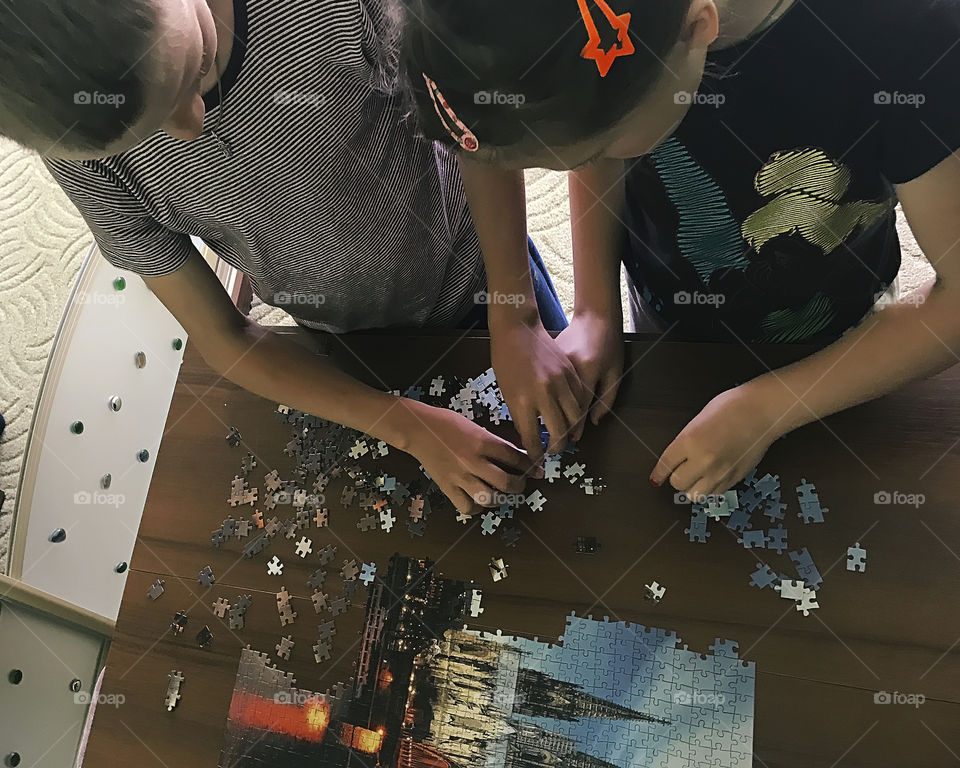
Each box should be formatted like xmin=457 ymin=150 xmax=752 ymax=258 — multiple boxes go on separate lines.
xmin=459 ymin=238 xmax=569 ymax=331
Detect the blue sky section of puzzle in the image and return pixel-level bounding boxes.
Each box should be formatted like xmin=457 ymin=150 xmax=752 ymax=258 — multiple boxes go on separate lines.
xmin=474 ymin=614 xmax=754 ymax=768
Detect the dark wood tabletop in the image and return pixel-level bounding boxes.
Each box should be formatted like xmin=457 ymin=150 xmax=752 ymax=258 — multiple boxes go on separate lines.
xmin=84 ymin=330 xmax=960 ymax=767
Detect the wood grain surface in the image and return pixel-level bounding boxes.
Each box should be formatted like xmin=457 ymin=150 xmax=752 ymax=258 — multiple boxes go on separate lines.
xmin=84 ymin=331 xmax=960 ymax=767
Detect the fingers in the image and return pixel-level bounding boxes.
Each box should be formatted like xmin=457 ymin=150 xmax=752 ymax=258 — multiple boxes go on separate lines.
xmin=668 ymin=462 xmax=702 ymax=495
xmin=541 ymin=400 xmax=571 ymax=455
xmin=477 ymin=464 xmax=527 ymax=496
xmin=562 ymin=371 xmax=592 ymax=443
xmin=590 ymin=367 xmax=621 ymax=426
xmin=650 ymin=439 xmax=685 ymax=487
xmin=685 ymin=479 xmax=713 ymax=505
xmin=446 ymin=485 xmax=476 ymax=517
xmin=466 ymin=480 xmax=498 ymax=509
xmin=515 ymin=409 xmax=544 ymax=464
xmin=483 ymin=436 xmax=535 ymax=475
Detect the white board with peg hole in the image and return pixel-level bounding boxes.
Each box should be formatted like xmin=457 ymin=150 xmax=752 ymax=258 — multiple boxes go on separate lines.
xmin=11 ymin=245 xmax=187 ymax=620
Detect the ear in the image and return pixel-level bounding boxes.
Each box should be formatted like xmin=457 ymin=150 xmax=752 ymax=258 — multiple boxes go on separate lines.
xmin=680 ymin=0 xmax=721 ymax=48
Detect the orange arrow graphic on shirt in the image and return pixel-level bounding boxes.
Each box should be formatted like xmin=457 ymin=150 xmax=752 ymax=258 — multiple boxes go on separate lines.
xmin=577 ymin=0 xmax=636 ymax=77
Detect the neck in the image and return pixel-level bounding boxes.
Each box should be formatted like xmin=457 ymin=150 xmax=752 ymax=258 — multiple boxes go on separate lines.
xmin=201 ymin=0 xmax=236 ymax=95
xmin=713 ymin=0 xmax=793 ymax=49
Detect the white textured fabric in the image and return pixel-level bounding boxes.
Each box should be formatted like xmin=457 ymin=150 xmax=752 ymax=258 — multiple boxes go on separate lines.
xmin=0 ymin=138 xmax=93 ymax=572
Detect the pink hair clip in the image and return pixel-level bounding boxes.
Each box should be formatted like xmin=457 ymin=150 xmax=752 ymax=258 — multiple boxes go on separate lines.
xmin=422 ymin=74 xmax=479 ymax=152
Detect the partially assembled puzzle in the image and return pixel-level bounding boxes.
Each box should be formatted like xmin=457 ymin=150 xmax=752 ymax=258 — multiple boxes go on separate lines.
xmin=167 ymin=363 xmax=879 ymax=764
xmin=217 ymin=555 xmax=754 ymax=767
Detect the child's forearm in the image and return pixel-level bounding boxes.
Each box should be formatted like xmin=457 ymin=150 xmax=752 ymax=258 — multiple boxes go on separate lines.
xmin=753 ymin=158 xmax=960 ymax=437
xmin=747 ymin=283 xmax=958 ymax=438
xmin=569 ymin=159 xmax=627 ymax=321
xmin=458 ymin=158 xmax=539 ymax=325
xmin=206 ymin=319 xmax=420 ymax=451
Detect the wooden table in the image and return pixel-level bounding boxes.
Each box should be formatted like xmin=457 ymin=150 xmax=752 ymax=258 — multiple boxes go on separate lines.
xmin=84 ymin=331 xmax=960 ymax=767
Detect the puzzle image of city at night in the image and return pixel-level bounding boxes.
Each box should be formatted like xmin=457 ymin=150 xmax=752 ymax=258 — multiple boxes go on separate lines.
xmin=218 ymin=555 xmax=755 ymax=767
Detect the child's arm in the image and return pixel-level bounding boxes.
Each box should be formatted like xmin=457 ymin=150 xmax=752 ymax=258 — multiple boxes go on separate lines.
xmin=458 ymin=159 xmax=590 ymax=460
xmin=559 ymin=158 xmax=627 ymax=425
xmin=147 ymin=253 xmax=534 ymax=514
xmin=650 ymin=155 xmax=960 ymax=499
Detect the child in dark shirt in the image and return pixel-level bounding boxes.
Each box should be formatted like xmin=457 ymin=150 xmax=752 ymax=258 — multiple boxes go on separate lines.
xmin=399 ymin=0 xmax=960 ymax=498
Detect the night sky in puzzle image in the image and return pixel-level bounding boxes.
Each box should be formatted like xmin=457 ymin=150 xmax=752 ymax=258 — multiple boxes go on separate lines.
xmin=218 ymin=555 xmax=755 ymax=767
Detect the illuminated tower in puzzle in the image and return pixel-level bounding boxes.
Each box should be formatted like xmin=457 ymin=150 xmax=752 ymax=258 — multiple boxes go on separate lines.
xmin=514 ymin=668 xmax=667 ymax=724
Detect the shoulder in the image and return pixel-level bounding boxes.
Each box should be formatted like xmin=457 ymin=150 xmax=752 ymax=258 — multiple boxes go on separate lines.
xmin=862 ymin=0 xmax=960 ymax=77
xmin=794 ymin=0 xmax=960 ymax=72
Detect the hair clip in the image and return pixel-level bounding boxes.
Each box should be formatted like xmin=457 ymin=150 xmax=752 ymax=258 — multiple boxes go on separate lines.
xmin=422 ymin=74 xmax=479 ymax=152
xmin=577 ymin=0 xmax=636 ymax=77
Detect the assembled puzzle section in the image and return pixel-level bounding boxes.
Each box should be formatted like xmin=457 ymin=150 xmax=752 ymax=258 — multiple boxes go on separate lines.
xmin=217 ymin=648 xmax=353 ymax=767
xmin=215 ymin=605 xmax=755 ymax=766
xmin=416 ymin=613 xmax=754 ymax=767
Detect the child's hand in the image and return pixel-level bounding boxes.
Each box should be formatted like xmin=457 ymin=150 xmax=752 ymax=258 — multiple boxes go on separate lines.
xmin=556 ymin=312 xmax=624 ymax=426
xmin=650 ymin=385 xmax=783 ymax=498
xmin=403 ymin=400 xmax=536 ymax=516
xmin=491 ymin=315 xmax=591 ymax=461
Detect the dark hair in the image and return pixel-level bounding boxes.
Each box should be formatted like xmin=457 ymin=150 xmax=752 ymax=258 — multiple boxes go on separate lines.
xmin=398 ymin=0 xmax=692 ymax=160
xmin=0 ymin=0 xmax=157 ymax=154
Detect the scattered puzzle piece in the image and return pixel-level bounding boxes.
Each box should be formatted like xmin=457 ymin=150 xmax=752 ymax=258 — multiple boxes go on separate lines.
xmin=480 ymin=511 xmax=502 ymax=536
xmin=196 ymin=626 xmax=213 ymax=649
xmin=469 ymin=589 xmax=484 ymax=618
xmin=275 ymin=635 xmax=294 ymax=661
xmin=789 ymin=547 xmax=823 ymax=590
xmin=147 ymin=579 xmax=165 ymax=601
xmin=164 ymin=671 xmax=184 ymax=711
xmin=796 ymin=478 xmax=828 ymax=523
xmin=316 ymin=620 xmax=336 ymax=642
xmin=278 ymin=601 xmax=297 ymax=627
xmin=500 ymin=526 xmax=521 ymax=548
xmin=489 ymin=557 xmax=509 ymax=583
xmin=796 ymin=587 xmax=820 ymax=617
xmin=340 ymin=559 xmax=359 ymax=581
xmin=525 ymin=489 xmax=547 ymax=513
xmin=847 ymin=542 xmax=867 ymax=573
xmin=359 ymin=562 xmax=377 ymax=586
xmin=775 ymin=579 xmax=807 ymax=601
xmin=307 ymin=569 xmax=326 ymax=590
xmin=726 ymin=506 xmax=753 ymax=533
xmin=317 ymin=544 xmax=337 ymax=566
xmin=644 ymin=581 xmax=666 ymax=603
xmin=749 ymin=563 xmax=778 ymax=590
xmin=379 ymin=508 xmax=396 ymax=533
xmin=171 ymin=611 xmax=188 ymax=635
xmin=295 ymin=537 xmax=313 ymax=558
xmin=563 ymin=462 xmax=586 ymax=485
xmin=313 ymin=640 xmax=332 ymax=664
xmin=685 ymin=508 xmax=710 ymax=543
xmin=197 ymin=565 xmax=215 ymax=587
xmin=739 ymin=530 xmax=768 ymax=549
xmin=267 ymin=556 xmax=284 ymax=576
xmin=766 ymin=526 xmax=788 ymax=555
xmin=311 ymin=591 xmax=329 ymax=613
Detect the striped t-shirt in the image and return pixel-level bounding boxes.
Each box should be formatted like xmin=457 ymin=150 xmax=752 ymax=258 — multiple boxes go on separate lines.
xmin=44 ymin=0 xmax=484 ymax=333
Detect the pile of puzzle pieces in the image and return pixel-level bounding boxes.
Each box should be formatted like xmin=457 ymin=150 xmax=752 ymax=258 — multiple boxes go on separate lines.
xmin=681 ymin=469 xmax=866 ymax=618
xmin=163 ymin=367 xmax=604 ymax=685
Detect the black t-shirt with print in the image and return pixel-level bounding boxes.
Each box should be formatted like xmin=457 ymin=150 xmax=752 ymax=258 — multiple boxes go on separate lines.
xmin=623 ymin=0 xmax=960 ymax=344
